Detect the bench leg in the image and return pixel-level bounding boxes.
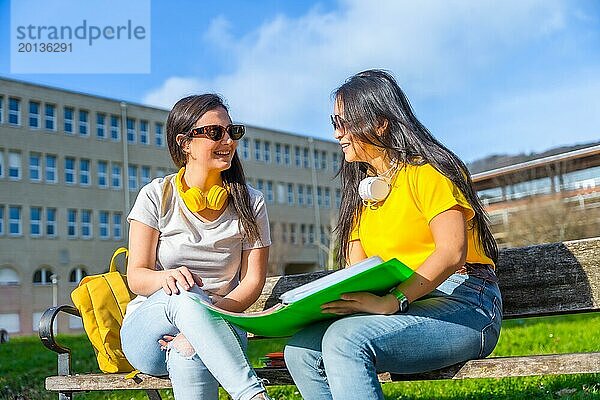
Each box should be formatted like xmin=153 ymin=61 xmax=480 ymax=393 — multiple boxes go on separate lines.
xmin=146 ymin=389 xmax=162 ymax=400
xmin=58 ymin=392 xmax=72 ymax=400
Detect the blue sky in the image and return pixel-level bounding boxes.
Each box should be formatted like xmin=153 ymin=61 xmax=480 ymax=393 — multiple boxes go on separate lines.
xmin=1 ymin=0 xmax=599 ymax=162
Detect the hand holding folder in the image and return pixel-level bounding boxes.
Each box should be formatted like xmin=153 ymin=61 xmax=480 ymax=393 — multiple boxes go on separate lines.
xmin=190 ymin=256 xmax=414 ymax=337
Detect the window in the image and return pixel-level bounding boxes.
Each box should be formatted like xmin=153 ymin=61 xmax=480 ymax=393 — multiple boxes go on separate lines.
xmin=110 ymin=115 xmax=120 ymax=140
xmin=298 ymin=184 xmax=305 ymax=206
xmin=65 ymin=157 xmax=76 ymax=185
xmin=127 ymin=118 xmax=136 ymax=143
xmin=29 ymin=153 xmax=41 ymax=182
xmin=306 ymin=186 xmax=313 ymax=207
xmin=45 ymin=155 xmax=57 ymax=183
xmin=281 ymin=223 xmax=287 ymax=243
xmin=313 ymin=149 xmax=319 ymax=169
xmin=69 ymin=267 xmax=88 ymax=284
xmin=287 ymin=183 xmax=294 ymax=205
xmin=257 ymin=179 xmax=265 ymax=194
xmin=79 ymin=110 xmax=88 ymax=136
xmin=290 ymin=224 xmax=297 ymax=244
xmin=0 ymin=267 xmax=20 ymax=285
xmin=0 ymin=96 xmax=3 ymax=124
xmin=112 ymin=164 xmax=122 ymax=188
xmin=33 ymin=268 xmax=53 ymax=285
xmin=79 ymin=159 xmax=90 ymax=186
xmin=241 ymin=138 xmax=249 ymax=160
xmin=335 ymin=189 xmax=341 ymax=209
xmin=321 ymin=151 xmax=327 ymax=170
xmin=309 ymin=224 xmax=315 ymax=244
xmin=294 ymin=146 xmax=301 ymax=167
xmin=9 ymin=206 xmax=21 ymax=236
xmin=99 ymin=211 xmax=109 ymax=239
xmin=263 ymin=141 xmax=271 ymax=163
xmin=317 ymin=187 xmax=323 ymax=206
xmin=254 ymin=139 xmax=261 ymax=161
xmin=69 ymin=268 xmax=87 ymax=284
xmin=321 ymin=225 xmax=328 ymax=246
xmin=97 ymin=160 xmax=108 ymax=188
xmin=325 ymin=188 xmax=331 ymax=208
xmin=29 ymin=101 xmax=40 ymax=129
xmin=67 ymin=209 xmax=77 ymax=238
xmin=81 ymin=209 xmax=92 ymax=239
xmin=128 ymin=165 xmax=138 ymax=190
xmin=46 ymin=208 xmax=56 ymax=237
xmin=8 ymin=98 xmax=20 ymax=125
xmin=0 ymin=150 xmax=3 ymax=178
xmin=0 ymin=205 xmax=4 ymax=236
xmin=30 ymin=207 xmax=41 ymax=237
xmin=140 ymin=120 xmax=148 ymax=144
xmin=45 ymin=104 xmax=56 ymax=131
xmin=303 ymin=148 xmax=309 ymax=168
xmin=300 ymin=224 xmax=307 ymax=244
xmin=8 ymin=151 xmax=21 ymax=180
xmin=266 ymin=181 xmax=274 ymax=204
xmin=64 ymin=107 xmax=73 ymax=133
xmin=93 ymin=113 xmax=105 ymax=139
xmin=284 ymin=145 xmax=291 ymax=166
xmin=113 ymin=213 xmax=122 ymax=240
xmin=333 ymin=152 xmax=340 ymax=172
xmin=275 ymin=143 xmax=282 ymax=164
xmin=155 ymin=122 xmax=164 ymax=147
xmin=141 ymin=166 xmax=151 ymax=186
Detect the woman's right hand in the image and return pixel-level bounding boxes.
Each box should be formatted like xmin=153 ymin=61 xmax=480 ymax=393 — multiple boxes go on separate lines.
xmin=161 ymin=266 xmax=203 ymax=295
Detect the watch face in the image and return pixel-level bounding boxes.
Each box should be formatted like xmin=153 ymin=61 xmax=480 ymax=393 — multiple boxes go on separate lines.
xmin=399 ymin=298 xmax=409 ymax=312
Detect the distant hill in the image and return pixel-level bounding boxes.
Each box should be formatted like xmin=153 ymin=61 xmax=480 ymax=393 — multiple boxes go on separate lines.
xmin=467 ymin=141 xmax=600 ymax=174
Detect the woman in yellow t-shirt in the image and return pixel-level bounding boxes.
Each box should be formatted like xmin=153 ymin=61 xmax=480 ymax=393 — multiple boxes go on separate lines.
xmin=284 ymin=70 xmax=502 ymax=400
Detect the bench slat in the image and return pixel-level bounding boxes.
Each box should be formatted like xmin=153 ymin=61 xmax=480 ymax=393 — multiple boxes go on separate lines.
xmin=46 ymin=352 xmax=600 ymax=391
xmin=247 ymin=238 xmax=600 ymax=318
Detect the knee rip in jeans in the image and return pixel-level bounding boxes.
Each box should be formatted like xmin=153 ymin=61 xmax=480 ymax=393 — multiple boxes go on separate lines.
xmin=166 ymin=333 xmax=196 ymax=359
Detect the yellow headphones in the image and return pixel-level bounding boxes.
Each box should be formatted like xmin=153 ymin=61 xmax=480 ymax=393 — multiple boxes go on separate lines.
xmin=175 ymin=167 xmax=228 ymax=212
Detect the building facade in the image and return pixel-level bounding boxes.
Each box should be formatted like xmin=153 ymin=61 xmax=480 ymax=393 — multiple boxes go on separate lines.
xmin=472 ymin=144 xmax=600 ymax=248
xmin=0 ymin=78 xmax=340 ymax=335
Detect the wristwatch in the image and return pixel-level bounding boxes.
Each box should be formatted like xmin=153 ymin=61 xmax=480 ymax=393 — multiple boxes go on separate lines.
xmin=389 ymin=288 xmax=409 ymax=313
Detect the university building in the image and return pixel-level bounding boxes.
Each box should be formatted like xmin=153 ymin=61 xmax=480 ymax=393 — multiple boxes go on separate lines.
xmin=0 ymin=78 xmax=341 ymax=335
xmin=472 ymin=143 xmax=600 ymax=247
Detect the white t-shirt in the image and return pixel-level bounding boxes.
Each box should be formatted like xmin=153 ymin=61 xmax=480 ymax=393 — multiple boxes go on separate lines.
xmin=124 ymin=174 xmax=271 ymax=318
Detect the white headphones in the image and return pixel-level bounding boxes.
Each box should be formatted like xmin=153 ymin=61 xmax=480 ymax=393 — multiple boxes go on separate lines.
xmin=358 ymin=161 xmax=398 ymax=209
xmin=358 ymin=177 xmax=391 ymax=208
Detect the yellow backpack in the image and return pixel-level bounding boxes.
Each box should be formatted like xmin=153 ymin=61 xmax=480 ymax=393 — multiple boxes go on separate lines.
xmin=71 ymin=247 xmax=135 ymax=373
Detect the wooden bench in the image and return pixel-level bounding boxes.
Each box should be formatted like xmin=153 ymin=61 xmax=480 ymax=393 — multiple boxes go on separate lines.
xmin=39 ymin=238 xmax=600 ymax=400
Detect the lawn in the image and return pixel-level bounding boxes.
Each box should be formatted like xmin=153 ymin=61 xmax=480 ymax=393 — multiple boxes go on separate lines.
xmin=1 ymin=313 xmax=598 ymax=400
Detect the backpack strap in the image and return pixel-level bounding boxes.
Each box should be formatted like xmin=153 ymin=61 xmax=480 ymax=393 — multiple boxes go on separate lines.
xmin=109 ymin=247 xmax=129 ymax=273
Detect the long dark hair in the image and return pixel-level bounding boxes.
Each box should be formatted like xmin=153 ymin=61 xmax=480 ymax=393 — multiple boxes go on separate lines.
xmin=166 ymin=94 xmax=261 ymax=244
xmin=334 ymin=70 xmax=497 ymax=266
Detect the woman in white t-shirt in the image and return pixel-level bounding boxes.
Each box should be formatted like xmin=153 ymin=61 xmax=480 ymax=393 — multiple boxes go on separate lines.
xmin=120 ymin=94 xmax=272 ymax=400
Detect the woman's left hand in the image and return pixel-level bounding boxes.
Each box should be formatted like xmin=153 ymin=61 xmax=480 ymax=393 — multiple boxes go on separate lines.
xmin=321 ymin=292 xmax=399 ymax=315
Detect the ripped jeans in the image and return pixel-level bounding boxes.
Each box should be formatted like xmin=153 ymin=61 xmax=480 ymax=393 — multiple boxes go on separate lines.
xmin=120 ymin=285 xmax=266 ymax=400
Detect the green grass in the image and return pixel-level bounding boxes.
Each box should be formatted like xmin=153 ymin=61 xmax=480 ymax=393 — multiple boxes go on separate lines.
xmin=1 ymin=313 xmax=599 ymax=400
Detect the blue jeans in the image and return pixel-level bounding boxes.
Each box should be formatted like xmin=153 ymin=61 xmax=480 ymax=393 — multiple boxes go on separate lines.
xmin=120 ymin=286 xmax=266 ymax=400
xmin=284 ymin=272 xmax=503 ymax=400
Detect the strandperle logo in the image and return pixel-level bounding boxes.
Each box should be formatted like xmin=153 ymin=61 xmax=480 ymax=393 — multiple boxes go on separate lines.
xmin=15 ymin=20 xmax=147 ymax=46
xmin=10 ymin=0 xmax=151 ymax=74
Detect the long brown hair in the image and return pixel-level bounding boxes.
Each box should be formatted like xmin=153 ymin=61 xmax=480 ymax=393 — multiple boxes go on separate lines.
xmin=166 ymin=94 xmax=261 ymax=244
xmin=334 ymin=70 xmax=497 ymax=266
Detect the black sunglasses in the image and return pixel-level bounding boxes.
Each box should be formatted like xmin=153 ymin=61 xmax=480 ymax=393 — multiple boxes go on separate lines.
xmin=188 ymin=124 xmax=246 ymax=141
xmin=330 ymin=114 xmax=346 ymax=132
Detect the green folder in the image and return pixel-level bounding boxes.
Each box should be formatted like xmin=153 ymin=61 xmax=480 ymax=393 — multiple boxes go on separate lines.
xmin=189 ymin=256 xmax=414 ymax=337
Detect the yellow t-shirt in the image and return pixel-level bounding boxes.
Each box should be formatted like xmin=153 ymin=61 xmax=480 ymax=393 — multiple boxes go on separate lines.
xmin=350 ymin=163 xmax=494 ymax=270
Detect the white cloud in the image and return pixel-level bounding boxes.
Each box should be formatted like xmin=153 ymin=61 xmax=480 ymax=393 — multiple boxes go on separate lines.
xmin=142 ymin=0 xmax=599 ymax=158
